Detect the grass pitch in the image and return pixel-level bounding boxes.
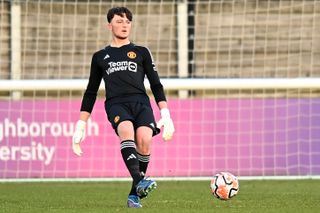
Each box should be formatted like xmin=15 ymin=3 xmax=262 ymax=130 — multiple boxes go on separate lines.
xmin=0 ymin=179 xmax=319 ymax=213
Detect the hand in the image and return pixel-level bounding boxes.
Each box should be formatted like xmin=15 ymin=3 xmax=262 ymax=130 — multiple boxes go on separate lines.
xmin=157 ymin=108 xmax=175 ymax=141
xmin=72 ymin=120 xmax=86 ymax=156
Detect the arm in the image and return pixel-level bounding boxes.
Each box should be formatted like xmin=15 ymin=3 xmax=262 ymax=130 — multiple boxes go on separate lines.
xmin=157 ymin=100 xmax=167 ymax=110
xmin=79 ymin=111 xmax=91 ymax=122
xmin=143 ymin=47 xmax=175 ymax=141
xmin=72 ymin=53 xmax=102 ymax=156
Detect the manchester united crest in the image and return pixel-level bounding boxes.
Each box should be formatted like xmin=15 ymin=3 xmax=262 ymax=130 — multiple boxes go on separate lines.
xmin=127 ymin=51 xmax=136 ymax=59
xmin=114 ymin=115 xmax=120 ymax=123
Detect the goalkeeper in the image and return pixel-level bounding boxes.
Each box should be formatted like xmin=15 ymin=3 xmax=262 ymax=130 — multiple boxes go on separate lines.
xmin=72 ymin=7 xmax=175 ymax=208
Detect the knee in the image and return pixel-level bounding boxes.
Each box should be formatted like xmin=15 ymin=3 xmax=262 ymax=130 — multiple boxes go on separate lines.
xmin=136 ymin=136 xmax=152 ymax=154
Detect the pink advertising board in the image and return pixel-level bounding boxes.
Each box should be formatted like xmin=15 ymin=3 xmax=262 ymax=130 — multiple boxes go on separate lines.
xmin=1 ymin=98 xmax=320 ymax=178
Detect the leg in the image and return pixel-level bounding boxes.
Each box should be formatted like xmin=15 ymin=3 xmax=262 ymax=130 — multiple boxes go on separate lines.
xmin=134 ymin=126 xmax=157 ymax=197
xmin=128 ymin=126 xmax=153 ymax=196
xmin=118 ymin=121 xmax=143 ymax=208
xmin=125 ymin=103 xmax=158 ymax=205
xmin=118 ymin=120 xmax=142 ymax=185
xmin=136 ymin=126 xmax=153 ymax=176
xmin=106 ymin=103 xmax=145 ymax=208
xmin=134 ymin=103 xmax=159 ymax=176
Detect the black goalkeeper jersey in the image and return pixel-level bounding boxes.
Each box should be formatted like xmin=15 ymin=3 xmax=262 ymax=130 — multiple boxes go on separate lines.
xmin=80 ymin=43 xmax=166 ymax=113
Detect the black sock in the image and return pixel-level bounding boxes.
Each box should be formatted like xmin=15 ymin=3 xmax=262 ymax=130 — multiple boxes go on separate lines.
xmin=120 ymin=140 xmax=142 ymax=186
xmin=129 ymin=152 xmax=150 ymax=195
xmin=137 ymin=152 xmax=150 ymax=177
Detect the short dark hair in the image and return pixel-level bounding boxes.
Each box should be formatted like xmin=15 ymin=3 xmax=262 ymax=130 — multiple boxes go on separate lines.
xmin=107 ymin=7 xmax=133 ymax=23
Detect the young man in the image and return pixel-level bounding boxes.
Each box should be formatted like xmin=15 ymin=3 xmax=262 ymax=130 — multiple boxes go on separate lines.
xmin=72 ymin=7 xmax=175 ymax=208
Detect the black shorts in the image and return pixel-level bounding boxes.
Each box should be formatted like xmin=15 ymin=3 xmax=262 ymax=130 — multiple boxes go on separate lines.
xmin=105 ymin=102 xmax=160 ymax=136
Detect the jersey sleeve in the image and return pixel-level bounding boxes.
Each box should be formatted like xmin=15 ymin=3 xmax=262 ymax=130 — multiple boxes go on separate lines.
xmin=142 ymin=47 xmax=167 ymax=103
xmin=80 ymin=52 xmax=103 ymax=113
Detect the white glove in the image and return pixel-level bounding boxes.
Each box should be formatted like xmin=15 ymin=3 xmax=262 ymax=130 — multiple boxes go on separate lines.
xmin=157 ymin=108 xmax=175 ymax=141
xmin=72 ymin=120 xmax=86 ymax=156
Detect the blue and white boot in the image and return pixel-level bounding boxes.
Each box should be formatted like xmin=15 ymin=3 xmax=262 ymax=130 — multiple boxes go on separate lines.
xmin=136 ymin=178 xmax=157 ymax=198
xmin=127 ymin=195 xmax=142 ymax=208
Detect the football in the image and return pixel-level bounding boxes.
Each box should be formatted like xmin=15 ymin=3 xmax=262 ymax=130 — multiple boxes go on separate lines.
xmin=210 ymin=172 xmax=239 ymax=200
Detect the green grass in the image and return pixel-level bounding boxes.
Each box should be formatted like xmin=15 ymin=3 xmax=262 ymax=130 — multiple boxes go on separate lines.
xmin=0 ymin=180 xmax=319 ymax=213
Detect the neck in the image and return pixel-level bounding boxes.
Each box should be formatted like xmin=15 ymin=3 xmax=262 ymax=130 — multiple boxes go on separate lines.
xmin=110 ymin=38 xmax=130 ymax=47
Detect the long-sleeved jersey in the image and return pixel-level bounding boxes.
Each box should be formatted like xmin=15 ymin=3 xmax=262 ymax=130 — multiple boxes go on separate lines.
xmin=80 ymin=43 xmax=166 ymax=113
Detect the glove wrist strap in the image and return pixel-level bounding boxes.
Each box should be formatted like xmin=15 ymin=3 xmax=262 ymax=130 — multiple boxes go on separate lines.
xmin=160 ymin=108 xmax=170 ymax=118
xmin=76 ymin=120 xmax=86 ymax=130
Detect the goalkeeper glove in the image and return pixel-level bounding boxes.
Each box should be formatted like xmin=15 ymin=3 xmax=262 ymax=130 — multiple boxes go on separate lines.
xmin=157 ymin=108 xmax=175 ymax=141
xmin=72 ymin=120 xmax=86 ymax=156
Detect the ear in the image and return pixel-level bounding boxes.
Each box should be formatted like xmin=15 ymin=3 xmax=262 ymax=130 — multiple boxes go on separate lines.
xmin=107 ymin=23 xmax=112 ymax=31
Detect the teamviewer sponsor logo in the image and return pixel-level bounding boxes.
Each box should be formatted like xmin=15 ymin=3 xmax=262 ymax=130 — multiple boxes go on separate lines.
xmin=106 ymin=61 xmax=137 ymax=75
xmin=128 ymin=61 xmax=137 ymax=72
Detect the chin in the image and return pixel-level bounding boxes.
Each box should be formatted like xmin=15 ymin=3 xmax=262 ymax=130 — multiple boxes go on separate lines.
xmin=116 ymin=36 xmax=129 ymax=40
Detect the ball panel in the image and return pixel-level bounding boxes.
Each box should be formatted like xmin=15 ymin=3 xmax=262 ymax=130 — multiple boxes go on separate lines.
xmin=216 ymin=186 xmax=229 ymax=200
xmin=229 ymin=188 xmax=238 ymax=197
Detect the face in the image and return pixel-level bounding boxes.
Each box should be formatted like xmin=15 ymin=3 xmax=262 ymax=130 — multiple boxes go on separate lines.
xmin=108 ymin=14 xmax=132 ymax=40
